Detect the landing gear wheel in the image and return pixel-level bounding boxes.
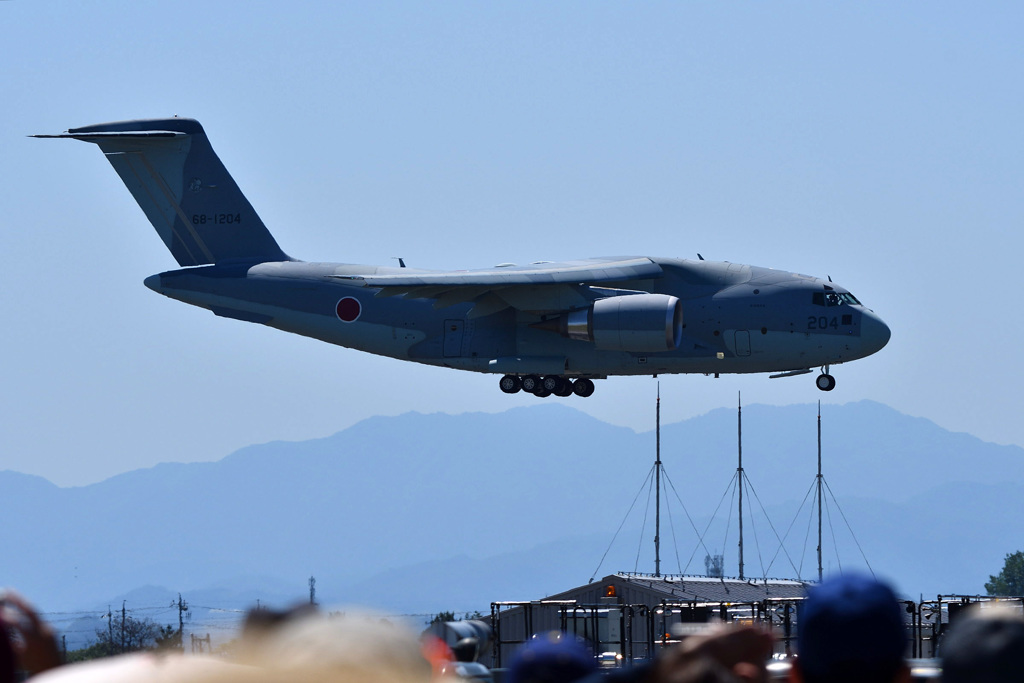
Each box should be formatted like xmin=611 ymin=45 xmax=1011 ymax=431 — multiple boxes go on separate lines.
xmin=553 ymin=379 xmax=574 ymax=397
xmin=521 ymin=375 xmax=541 ymax=394
xmin=572 ymin=378 xmax=596 ymax=397
xmin=499 ymin=375 xmax=522 ymax=394
xmin=542 ymin=375 xmax=566 ymax=393
xmin=534 ymin=387 xmax=552 ymax=398
xmin=816 ymin=373 xmax=836 ymax=392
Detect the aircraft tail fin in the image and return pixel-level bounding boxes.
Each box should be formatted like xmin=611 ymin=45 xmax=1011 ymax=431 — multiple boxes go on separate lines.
xmin=36 ymin=118 xmax=289 ymax=267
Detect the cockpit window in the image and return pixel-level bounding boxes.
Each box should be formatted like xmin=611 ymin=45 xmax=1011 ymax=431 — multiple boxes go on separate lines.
xmin=813 ymin=291 xmax=861 ymax=307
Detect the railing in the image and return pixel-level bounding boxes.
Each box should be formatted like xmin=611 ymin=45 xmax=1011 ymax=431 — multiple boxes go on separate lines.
xmin=490 ymin=598 xmax=801 ymax=666
xmin=911 ymin=594 xmax=1023 ymax=658
xmin=490 ymin=594 xmax=1024 ymax=667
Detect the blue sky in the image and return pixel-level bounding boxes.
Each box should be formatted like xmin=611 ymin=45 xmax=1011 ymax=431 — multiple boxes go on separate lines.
xmin=2 ymin=2 xmax=1022 ymax=486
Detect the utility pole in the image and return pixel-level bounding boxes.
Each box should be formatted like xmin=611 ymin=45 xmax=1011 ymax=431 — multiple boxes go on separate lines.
xmin=107 ymin=606 xmax=113 ymax=656
xmin=738 ymin=392 xmax=744 ymax=581
xmin=175 ymin=593 xmax=188 ymax=633
xmin=309 ymin=576 xmax=316 ymax=605
xmin=120 ymin=601 xmax=126 ymax=654
xmin=172 ymin=593 xmax=189 ymax=651
xmin=654 ymin=382 xmax=661 ymax=578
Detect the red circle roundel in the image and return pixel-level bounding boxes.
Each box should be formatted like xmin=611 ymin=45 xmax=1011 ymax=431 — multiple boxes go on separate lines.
xmin=336 ymin=297 xmax=361 ymax=323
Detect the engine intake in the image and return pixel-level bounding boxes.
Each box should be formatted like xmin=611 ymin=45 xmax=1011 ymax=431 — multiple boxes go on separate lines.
xmin=540 ymin=294 xmax=683 ymax=352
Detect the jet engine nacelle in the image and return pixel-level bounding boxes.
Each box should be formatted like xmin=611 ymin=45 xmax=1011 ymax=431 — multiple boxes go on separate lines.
xmin=557 ymin=293 xmax=683 ymax=352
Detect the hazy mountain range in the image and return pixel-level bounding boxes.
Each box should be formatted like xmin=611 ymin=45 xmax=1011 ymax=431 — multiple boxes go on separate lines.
xmin=3 ymin=400 xmax=1022 ymax=646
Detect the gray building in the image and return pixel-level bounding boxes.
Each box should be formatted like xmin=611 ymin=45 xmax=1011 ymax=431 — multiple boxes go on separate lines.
xmin=491 ymin=573 xmax=808 ymax=666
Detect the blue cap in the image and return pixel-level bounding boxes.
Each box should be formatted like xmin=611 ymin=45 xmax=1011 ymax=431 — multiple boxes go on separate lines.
xmin=797 ymin=573 xmax=906 ymax=678
xmin=506 ymin=632 xmax=596 ymax=683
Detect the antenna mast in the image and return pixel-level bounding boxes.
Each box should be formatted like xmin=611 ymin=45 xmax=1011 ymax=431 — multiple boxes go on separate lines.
xmin=738 ymin=392 xmax=744 ymax=580
xmin=655 ymin=382 xmax=661 ymax=577
xmin=817 ymin=401 xmax=823 ymax=582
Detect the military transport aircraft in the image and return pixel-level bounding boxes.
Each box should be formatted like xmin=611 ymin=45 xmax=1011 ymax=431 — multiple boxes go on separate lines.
xmin=36 ymin=118 xmax=890 ymax=398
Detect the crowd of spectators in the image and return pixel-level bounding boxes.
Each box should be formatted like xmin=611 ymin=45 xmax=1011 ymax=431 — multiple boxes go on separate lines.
xmin=3 ymin=574 xmax=1023 ymax=683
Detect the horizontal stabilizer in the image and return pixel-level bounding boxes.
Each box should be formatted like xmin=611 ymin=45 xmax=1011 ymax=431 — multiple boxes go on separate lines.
xmin=34 ymin=130 xmax=186 ymax=140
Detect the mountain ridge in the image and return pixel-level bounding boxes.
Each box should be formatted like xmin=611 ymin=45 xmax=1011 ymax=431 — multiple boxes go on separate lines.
xmin=3 ymin=400 xmax=1019 ymax=634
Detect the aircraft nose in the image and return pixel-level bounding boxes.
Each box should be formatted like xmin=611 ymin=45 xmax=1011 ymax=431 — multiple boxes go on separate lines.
xmin=860 ymin=310 xmax=891 ymax=355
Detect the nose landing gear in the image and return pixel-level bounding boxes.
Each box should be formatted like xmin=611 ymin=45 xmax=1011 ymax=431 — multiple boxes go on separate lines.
xmin=498 ymin=375 xmax=596 ymax=398
xmin=816 ymin=366 xmax=836 ymax=392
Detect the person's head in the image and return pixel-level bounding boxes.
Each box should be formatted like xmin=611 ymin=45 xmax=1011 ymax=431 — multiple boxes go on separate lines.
xmin=791 ymin=573 xmax=908 ymax=683
xmin=657 ymin=625 xmax=773 ymax=683
xmin=663 ymin=655 xmax=742 ymax=683
xmin=0 ymin=621 xmax=15 ymax=683
xmin=506 ymin=632 xmax=596 ymax=683
xmin=940 ymin=604 xmax=1024 ymax=683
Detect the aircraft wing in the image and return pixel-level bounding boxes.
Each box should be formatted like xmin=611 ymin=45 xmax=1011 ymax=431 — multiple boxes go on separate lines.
xmin=330 ymin=257 xmax=664 ymax=317
xmin=332 ymin=257 xmax=661 ymax=288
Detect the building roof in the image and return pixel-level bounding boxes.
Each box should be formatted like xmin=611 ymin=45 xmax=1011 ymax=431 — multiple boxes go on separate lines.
xmin=542 ymin=573 xmax=810 ymax=605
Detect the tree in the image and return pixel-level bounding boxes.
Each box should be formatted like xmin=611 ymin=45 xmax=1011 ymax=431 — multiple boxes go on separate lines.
xmin=93 ymin=615 xmax=166 ymax=655
xmin=428 ymin=610 xmax=485 ymax=626
xmin=154 ymin=624 xmax=182 ymax=652
xmin=429 ymin=611 xmax=456 ymax=625
xmin=65 ymin=642 xmax=111 ymax=663
xmin=985 ymin=550 xmax=1024 ymax=595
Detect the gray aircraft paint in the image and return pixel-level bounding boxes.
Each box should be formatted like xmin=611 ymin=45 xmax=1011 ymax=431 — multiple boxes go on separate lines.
xmin=36 ymin=118 xmax=890 ymax=395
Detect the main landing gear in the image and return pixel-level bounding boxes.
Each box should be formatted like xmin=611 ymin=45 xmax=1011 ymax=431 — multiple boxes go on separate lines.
xmin=499 ymin=374 xmax=596 ymax=398
xmin=816 ymin=366 xmax=836 ymax=392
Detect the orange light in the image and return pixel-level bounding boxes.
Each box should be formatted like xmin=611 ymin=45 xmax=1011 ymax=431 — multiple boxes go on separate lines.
xmin=420 ymin=634 xmax=453 ymax=675
xmin=605 ymin=585 xmax=617 ymax=597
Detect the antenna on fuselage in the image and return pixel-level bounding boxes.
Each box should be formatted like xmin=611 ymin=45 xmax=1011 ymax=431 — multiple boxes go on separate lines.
xmin=393 ymin=257 xmax=406 ymax=268
xmin=697 ymin=253 xmax=705 ymax=261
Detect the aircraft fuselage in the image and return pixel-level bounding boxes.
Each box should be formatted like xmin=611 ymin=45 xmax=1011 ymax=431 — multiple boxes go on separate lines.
xmin=145 ymin=256 xmax=889 ymax=379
